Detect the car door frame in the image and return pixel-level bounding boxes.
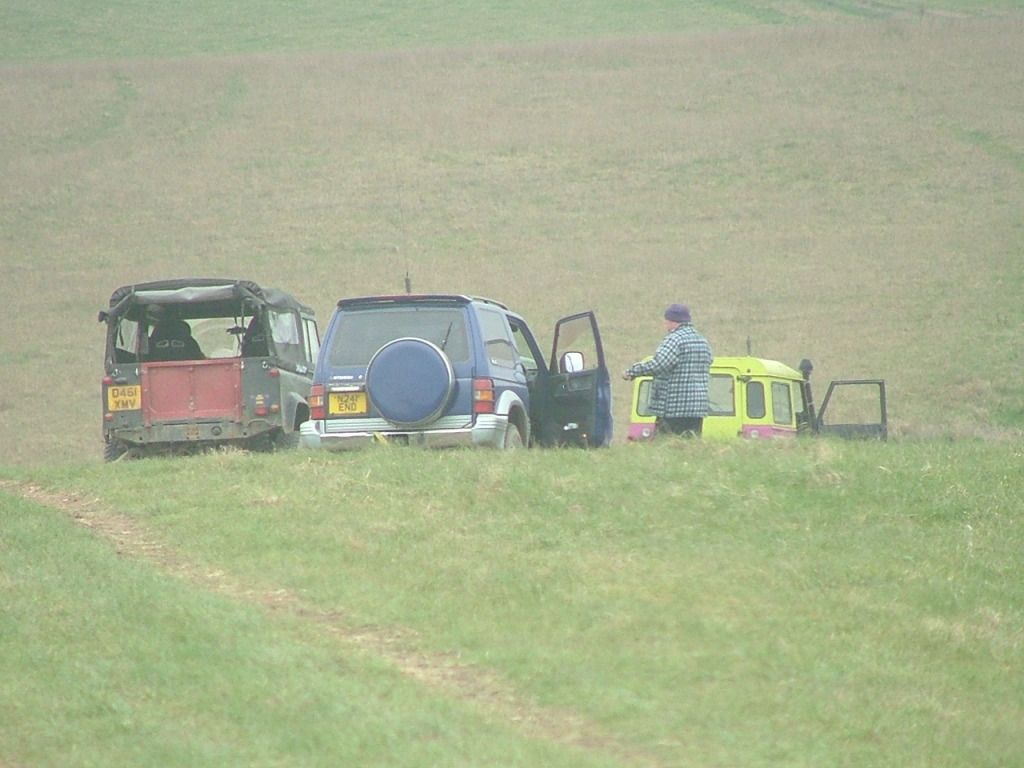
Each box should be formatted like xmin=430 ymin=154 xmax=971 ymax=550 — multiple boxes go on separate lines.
xmin=816 ymin=379 xmax=888 ymax=440
xmin=534 ymin=311 xmax=613 ymax=447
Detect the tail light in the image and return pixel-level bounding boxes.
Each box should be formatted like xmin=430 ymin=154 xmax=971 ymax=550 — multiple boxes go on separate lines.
xmin=473 ymin=378 xmax=495 ymax=414
xmin=310 ymin=384 xmax=326 ymax=420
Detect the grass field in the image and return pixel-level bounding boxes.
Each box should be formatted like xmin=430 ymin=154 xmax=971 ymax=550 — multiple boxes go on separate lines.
xmin=4 ymin=1 xmax=1019 ymax=61
xmin=1 ymin=2 xmax=1023 ymax=766
xmin=3 ymin=442 xmax=1022 ymax=766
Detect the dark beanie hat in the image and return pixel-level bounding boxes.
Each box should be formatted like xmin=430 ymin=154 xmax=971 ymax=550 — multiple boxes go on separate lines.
xmin=664 ymin=303 xmax=691 ymax=323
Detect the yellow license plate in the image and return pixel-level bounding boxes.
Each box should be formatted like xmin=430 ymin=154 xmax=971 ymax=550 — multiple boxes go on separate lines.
xmin=328 ymin=391 xmax=368 ymax=416
xmin=107 ymin=385 xmax=141 ymax=411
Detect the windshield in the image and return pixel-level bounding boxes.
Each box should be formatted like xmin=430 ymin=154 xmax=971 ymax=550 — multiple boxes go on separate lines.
xmin=327 ymin=307 xmax=470 ymax=367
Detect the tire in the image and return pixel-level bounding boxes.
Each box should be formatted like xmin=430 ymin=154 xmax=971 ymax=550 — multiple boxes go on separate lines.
xmin=103 ymin=440 xmax=127 ymax=462
xmin=503 ymin=423 xmax=525 ymax=449
xmin=366 ymin=338 xmax=455 ymax=428
xmin=272 ymin=428 xmax=301 ymax=451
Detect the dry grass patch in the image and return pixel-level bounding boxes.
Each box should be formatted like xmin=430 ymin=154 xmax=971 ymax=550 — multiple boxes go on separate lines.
xmin=2 ymin=16 xmax=1022 ymax=464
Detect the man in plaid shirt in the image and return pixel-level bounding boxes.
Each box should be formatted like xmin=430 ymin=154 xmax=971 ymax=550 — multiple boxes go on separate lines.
xmin=624 ymin=303 xmax=712 ymax=437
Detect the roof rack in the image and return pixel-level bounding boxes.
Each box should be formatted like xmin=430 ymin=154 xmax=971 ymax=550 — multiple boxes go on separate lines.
xmin=337 ymin=294 xmax=508 ymax=310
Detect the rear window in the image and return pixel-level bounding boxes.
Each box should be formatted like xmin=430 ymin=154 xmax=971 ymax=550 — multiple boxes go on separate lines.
xmin=190 ymin=317 xmax=238 ymax=359
xmin=111 ymin=317 xmax=141 ymax=362
xmin=327 ymin=307 xmax=470 ymax=367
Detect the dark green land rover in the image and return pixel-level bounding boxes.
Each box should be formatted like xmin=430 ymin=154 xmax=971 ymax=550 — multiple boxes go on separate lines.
xmin=99 ymin=278 xmax=319 ymax=460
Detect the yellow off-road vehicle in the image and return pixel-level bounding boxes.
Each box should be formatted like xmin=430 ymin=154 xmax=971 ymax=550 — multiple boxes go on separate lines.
xmin=627 ymin=356 xmax=887 ymax=441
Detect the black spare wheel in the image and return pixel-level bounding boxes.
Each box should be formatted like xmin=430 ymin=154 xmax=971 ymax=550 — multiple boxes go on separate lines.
xmin=366 ymin=338 xmax=455 ymax=427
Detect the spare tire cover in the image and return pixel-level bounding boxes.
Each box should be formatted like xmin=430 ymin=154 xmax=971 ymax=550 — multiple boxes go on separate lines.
xmin=366 ymin=338 xmax=455 ymax=427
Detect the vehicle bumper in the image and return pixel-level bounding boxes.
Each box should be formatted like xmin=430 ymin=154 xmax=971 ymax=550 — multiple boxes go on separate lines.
xmin=300 ymin=414 xmax=508 ymax=450
xmin=109 ymin=419 xmax=277 ymax=446
xmin=627 ymin=420 xmax=656 ymax=441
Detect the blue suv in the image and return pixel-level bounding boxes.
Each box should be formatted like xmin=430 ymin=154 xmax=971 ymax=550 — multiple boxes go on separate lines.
xmin=300 ymin=294 xmax=612 ymax=449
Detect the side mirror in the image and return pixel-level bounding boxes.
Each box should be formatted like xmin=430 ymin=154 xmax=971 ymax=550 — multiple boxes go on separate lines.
xmin=560 ymin=351 xmax=584 ymax=373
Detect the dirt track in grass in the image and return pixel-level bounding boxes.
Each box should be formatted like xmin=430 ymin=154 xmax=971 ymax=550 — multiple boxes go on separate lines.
xmin=6 ymin=480 xmax=662 ymax=767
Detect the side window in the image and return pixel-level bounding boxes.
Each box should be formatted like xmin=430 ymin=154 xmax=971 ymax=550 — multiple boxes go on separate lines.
xmin=746 ymin=381 xmax=766 ymax=419
xmin=269 ymin=309 xmax=304 ymax=367
xmin=304 ymin=318 xmax=320 ymax=364
xmin=509 ymin=320 xmax=542 ymax=375
xmin=113 ymin=318 xmax=140 ymax=362
xmin=709 ymin=374 xmax=735 ymax=416
xmin=772 ymin=381 xmax=793 ymax=425
xmin=477 ymin=309 xmax=518 ymax=370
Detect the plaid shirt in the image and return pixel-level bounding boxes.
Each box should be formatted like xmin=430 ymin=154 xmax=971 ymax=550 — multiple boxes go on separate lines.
xmin=627 ymin=324 xmax=712 ymax=418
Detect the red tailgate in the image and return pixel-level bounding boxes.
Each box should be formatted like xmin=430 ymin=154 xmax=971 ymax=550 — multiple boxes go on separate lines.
xmin=141 ymin=360 xmax=242 ymax=424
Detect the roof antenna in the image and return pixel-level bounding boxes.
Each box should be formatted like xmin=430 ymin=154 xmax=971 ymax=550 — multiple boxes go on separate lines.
xmin=404 ymin=270 xmax=412 ymax=295
xmin=746 ymin=336 xmax=752 ymax=355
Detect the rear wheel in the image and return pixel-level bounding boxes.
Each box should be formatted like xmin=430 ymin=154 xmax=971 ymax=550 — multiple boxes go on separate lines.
xmin=503 ymin=423 xmax=525 ymax=449
xmin=271 ymin=428 xmax=301 ymax=451
xmin=103 ymin=440 xmax=127 ymax=462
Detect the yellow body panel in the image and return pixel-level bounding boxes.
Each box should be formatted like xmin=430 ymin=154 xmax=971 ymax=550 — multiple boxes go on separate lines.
xmin=628 ymin=356 xmax=807 ymax=440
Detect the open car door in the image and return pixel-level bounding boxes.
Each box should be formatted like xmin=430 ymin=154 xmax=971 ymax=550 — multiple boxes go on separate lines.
xmin=816 ymin=379 xmax=888 ymax=440
xmin=536 ymin=312 xmax=612 ymax=447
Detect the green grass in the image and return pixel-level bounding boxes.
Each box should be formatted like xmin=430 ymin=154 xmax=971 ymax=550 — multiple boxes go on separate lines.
xmin=1 ymin=3 xmax=1023 ymax=764
xmin=5 ymin=440 xmax=1021 ymax=766
xmin=6 ymin=0 xmax=1019 ymax=61
xmin=0 ymin=483 xmax=623 ymax=768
